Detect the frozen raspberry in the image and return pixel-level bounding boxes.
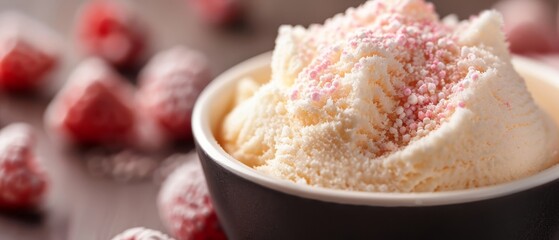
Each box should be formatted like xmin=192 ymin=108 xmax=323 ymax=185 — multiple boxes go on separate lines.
xmin=138 ymin=46 xmax=211 ymax=140
xmin=0 ymin=12 xmax=60 ymax=92
xmin=45 ymin=58 xmax=136 ymax=146
xmin=495 ymin=0 xmax=557 ymax=53
xmin=76 ymin=0 xmax=147 ymax=68
xmin=0 ymin=40 xmax=57 ymax=92
xmin=0 ymin=123 xmax=48 ymax=210
xmin=112 ymin=227 xmax=175 ymax=240
xmin=189 ymin=0 xmax=241 ymax=26
xmin=158 ymin=160 xmax=226 ymax=240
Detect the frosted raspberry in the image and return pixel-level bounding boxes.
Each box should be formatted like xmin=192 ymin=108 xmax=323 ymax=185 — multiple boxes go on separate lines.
xmin=0 ymin=12 xmax=60 ymax=92
xmin=139 ymin=46 xmax=211 ymax=140
xmin=0 ymin=123 xmax=48 ymax=210
xmin=76 ymin=0 xmax=148 ymax=67
xmin=495 ymin=0 xmax=557 ymax=53
xmin=189 ymin=0 xmax=241 ymax=26
xmin=45 ymin=58 xmax=136 ymax=146
xmin=158 ymin=160 xmax=226 ymax=240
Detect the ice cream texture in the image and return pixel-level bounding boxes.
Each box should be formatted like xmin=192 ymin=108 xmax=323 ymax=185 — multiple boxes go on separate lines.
xmin=219 ymin=0 xmax=559 ymax=192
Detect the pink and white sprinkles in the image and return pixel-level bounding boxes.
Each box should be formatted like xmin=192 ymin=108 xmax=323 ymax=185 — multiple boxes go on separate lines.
xmin=289 ymin=0 xmax=483 ymax=153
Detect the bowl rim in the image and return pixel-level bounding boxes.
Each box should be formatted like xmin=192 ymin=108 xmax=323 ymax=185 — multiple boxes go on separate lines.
xmin=192 ymin=52 xmax=559 ymax=207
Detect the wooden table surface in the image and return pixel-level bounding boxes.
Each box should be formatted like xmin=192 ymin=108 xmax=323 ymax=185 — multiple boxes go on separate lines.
xmin=0 ymin=0 xmax=514 ymax=239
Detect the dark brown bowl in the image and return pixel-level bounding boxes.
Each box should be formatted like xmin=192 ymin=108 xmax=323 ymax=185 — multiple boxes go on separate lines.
xmin=192 ymin=53 xmax=559 ymax=240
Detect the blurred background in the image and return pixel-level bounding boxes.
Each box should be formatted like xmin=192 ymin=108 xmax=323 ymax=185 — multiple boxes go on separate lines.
xmin=0 ymin=0 xmax=558 ymax=239
xmin=2 ymin=0 xmax=556 ymax=75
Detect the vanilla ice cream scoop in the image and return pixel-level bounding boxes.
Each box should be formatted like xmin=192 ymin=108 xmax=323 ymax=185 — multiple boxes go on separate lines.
xmin=219 ymin=0 xmax=559 ymax=192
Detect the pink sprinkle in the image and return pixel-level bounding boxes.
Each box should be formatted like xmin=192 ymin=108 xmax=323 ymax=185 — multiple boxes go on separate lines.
xmin=399 ymin=127 xmax=407 ymax=134
xmin=355 ymin=63 xmax=362 ymax=69
xmin=426 ymin=110 xmax=433 ymax=118
xmin=397 ymin=35 xmax=406 ymax=44
xmin=418 ymin=111 xmax=425 ymax=120
xmin=408 ymin=38 xmax=416 ymax=45
xmin=471 ymin=73 xmax=479 ymax=81
xmin=311 ymin=92 xmax=321 ymax=101
xmin=403 ymin=88 xmax=412 ymax=96
xmin=332 ymin=80 xmax=340 ymax=89
xmin=403 ymin=134 xmax=411 ymax=142
xmin=426 ymin=42 xmax=434 ymax=49
xmin=410 ymin=123 xmax=417 ymax=130
xmin=291 ymin=90 xmax=299 ymax=100
xmin=427 ymin=83 xmax=436 ymax=92
xmin=405 ymin=109 xmax=413 ymax=116
xmin=310 ymin=71 xmax=318 ymax=79
xmin=418 ymin=95 xmax=425 ymax=104
xmin=430 ymin=95 xmax=438 ymax=103
xmin=408 ymin=94 xmax=418 ymax=105
xmin=458 ymin=101 xmax=466 ymax=108
xmin=418 ymin=84 xmax=427 ymax=93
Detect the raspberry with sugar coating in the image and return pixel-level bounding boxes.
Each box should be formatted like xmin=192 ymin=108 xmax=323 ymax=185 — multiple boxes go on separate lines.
xmin=45 ymin=58 xmax=136 ymax=146
xmin=139 ymin=46 xmax=211 ymax=140
xmin=0 ymin=12 xmax=60 ymax=92
xmin=0 ymin=123 xmax=48 ymax=210
xmin=158 ymin=159 xmax=226 ymax=240
xmin=76 ymin=0 xmax=147 ymax=67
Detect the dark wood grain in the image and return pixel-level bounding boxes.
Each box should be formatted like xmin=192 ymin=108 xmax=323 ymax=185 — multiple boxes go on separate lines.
xmin=0 ymin=0 xmax=506 ymax=239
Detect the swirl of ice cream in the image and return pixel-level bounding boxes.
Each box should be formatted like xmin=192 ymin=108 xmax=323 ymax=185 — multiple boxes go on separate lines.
xmin=219 ymin=0 xmax=559 ymax=192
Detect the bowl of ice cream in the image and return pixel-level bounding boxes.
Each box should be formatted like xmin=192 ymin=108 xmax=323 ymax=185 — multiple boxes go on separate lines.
xmin=193 ymin=1 xmax=559 ymax=239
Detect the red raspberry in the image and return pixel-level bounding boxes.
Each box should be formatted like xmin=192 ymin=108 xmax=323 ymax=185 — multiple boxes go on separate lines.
xmin=0 ymin=12 xmax=60 ymax=92
xmin=76 ymin=0 xmax=147 ymax=68
xmin=158 ymin=160 xmax=226 ymax=240
xmin=0 ymin=123 xmax=48 ymax=210
xmin=138 ymin=47 xmax=211 ymax=140
xmin=112 ymin=227 xmax=175 ymax=240
xmin=189 ymin=0 xmax=241 ymax=26
xmin=495 ymin=0 xmax=557 ymax=54
xmin=45 ymin=58 xmax=136 ymax=146
xmin=0 ymin=40 xmax=57 ymax=92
